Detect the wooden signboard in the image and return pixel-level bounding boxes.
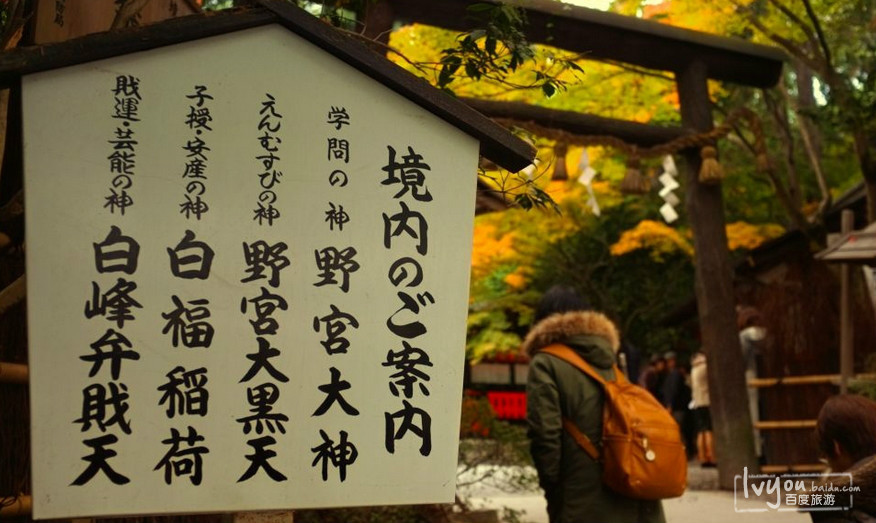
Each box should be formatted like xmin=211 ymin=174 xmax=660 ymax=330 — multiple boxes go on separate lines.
xmin=24 ymin=23 xmax=478 ymax=519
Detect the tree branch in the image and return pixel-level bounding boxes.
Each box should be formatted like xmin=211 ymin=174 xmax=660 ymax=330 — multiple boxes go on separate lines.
xmin=728 ymin=118 xmax=807 ymax=231
xmin=800 ymin=0 xmax=833 ymax=72
xmin=784 ymin=62 xmax=831 ymax=219
xmin=763 ymin=84 xmax=803 ymax=211
xmin=600 ymin=60 xmax=676 ymax=82
xmin=731 ymin=0 xmax=825 ymax=74
xmin=336 ymin=27 xmax=440 ymax=80
xmin=766 ymin=0 xmax=818 ymax=51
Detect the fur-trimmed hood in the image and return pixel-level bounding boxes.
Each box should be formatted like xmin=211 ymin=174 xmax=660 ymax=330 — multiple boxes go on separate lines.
xmin=521 ymin=310 xmax=620 ymax=356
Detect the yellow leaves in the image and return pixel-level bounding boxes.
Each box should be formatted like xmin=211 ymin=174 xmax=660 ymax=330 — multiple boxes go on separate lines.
xmin=471 ymin=223 xmax=517 ymax=280
xmin=629 ymin=107 xmax=657 ymax=124
xmin=725 ymin=221 xmax=785 ymax=251
xmin=591 ymin=180 xmax=614 ymax=195
xmin=643 ymin=0 xmax=751 ymax=37
xmin=503 ymin=269 xmax=526 ymax=289
xmin=610 ymin=220 xmax=694 ymax=259
xmin=545 ymin=179 xmax=574 ymax=201
xmin=387 ymin=24 xmax=453 ymax=77
xmin=471 ymin=193 xmax=584 ymax=294
xmin=610 ymin=220 xmax=786 ymax=260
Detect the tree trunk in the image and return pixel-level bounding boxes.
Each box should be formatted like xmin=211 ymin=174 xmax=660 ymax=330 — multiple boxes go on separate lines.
xmin=792 ymin=59 xmax=830 ymax=217
xmin=360 ymin=0 xmax=394 ymax=46
xmin=867 ymin=179 xmax=876 ymax=224
xmin=764 ymin=82 xmax=803 ymax=213
xmin=676 ymin=61 xmax=759 ymax=489
xmin=852 ymin=130 xmax=876 ymax=223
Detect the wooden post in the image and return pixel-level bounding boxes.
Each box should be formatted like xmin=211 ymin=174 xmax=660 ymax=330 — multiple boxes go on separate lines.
xmin=676 ymin=60 xmax=759 ymax=488
xmin=840 ymin=209 xmax=855 ymax=394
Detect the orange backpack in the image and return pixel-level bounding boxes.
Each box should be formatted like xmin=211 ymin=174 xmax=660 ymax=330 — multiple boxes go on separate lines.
xmin=540 ymin=344 xmax=687 ymax=500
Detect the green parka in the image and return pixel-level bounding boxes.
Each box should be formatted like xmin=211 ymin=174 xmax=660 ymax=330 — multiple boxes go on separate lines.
xmin=523 ymin=311 xmax=666 ymax=523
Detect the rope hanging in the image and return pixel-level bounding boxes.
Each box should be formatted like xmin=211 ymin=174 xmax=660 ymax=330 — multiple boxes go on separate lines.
xmin=494 ymin=107 xmax=770 ymax=191
xmin=698 ymin=145 xmax=723 ymax=184
xmin=620 ymin=153 xmax=649 ymax=195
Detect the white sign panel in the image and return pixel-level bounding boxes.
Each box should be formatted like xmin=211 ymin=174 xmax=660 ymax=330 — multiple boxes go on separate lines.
xmin=24 ymin=24 xmax=478 ymax=519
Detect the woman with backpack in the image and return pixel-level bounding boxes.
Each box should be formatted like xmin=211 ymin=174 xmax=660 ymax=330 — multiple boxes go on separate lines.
xmin=523 ymin=286 xmax=667 ymax=523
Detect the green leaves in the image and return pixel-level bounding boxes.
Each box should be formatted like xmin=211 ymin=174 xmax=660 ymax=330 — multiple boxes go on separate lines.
xmin=435 ymin=2 xmax=580 ymax=96
xmin=513 ymin=184 xmax=560 ymax=213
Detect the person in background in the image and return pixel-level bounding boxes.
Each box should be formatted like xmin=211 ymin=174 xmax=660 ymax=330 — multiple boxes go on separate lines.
xmin=618 ymin=340 xmax=641 ymax=384
xmin=738 ymin=305 xmax=767 ymax=458
xmin=524 ymin=285 xmax=665 ymax=523
xmin=661 ymin=351 xmax=689 ymax=431
xmin=690 ymin=352 xmax=715 ymax=467
xmin=810 ymin=394 xmax=876 ymax=522
xmin=638 ymin=354 xmax=666 ymax=401
xmin=677 ymin=361 xmax=696 ymax=459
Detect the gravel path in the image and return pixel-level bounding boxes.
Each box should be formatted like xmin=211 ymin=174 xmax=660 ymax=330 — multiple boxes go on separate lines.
xmin=459 ymin=462 xmax=811 ymax=523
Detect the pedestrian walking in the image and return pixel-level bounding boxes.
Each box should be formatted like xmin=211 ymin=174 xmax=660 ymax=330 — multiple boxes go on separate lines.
xmin=690 ymin=352 xmax=715 ymax=467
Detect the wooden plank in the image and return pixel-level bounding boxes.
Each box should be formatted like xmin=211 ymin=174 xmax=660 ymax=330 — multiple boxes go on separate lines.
xmin=749 ymin=373 xmax=876 ymax=387
xmin=754 ymin=420 xmax=816 ymax=430
xmin=0 ymin=494 xmax=31 ymax=517
xmin=384 ymin=0 xmax=786 ymax=88
xmin=33 ymin=0 xmax=201 ymax=45
xmin=0 ymin=275 xmax=24 ymax=316
xmin=750 ymin=375 xmax=837 ymax=387
xmin=463 ymin=98 xmax=689 ymax=147
xmin=0 ymin=361 xmax=27 ymax=384
xmin=761 ymin=464 xmax=827 ymax=474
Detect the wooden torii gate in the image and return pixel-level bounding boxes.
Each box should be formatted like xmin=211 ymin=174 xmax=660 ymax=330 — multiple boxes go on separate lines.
xmin=361 ymin=0 xmax=786 ymax=488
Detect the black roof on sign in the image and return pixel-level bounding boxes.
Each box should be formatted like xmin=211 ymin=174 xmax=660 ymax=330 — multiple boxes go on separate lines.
xmin=0 ymin=0 xmax=535 ymax=172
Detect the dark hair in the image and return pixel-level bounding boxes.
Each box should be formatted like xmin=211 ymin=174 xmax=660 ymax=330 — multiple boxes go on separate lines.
xmin=533 ymin=285 xmax=590 ymax=323
xmin=736 ymin=306 xmax=763 ymax=330
xmin=816 ymin=394 xmax=876 ymax=462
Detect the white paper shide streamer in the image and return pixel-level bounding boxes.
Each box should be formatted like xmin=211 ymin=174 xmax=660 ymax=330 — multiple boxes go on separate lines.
xmin=658 ymin=155 xmax=679 ymax=223
xmin=522 ymin=158 xmax=539 ymax=180
xmin=577 ymin=149 xmax=600 ymax=216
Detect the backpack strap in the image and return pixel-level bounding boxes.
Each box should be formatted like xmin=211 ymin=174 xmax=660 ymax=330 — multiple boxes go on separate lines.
xmin=539 ymin=343 xmax=625 ymax=463
xmin=562 ymin=417 xmax=601 ymax=461
xmin=540 ymin=343 xmax=626 ymax=386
